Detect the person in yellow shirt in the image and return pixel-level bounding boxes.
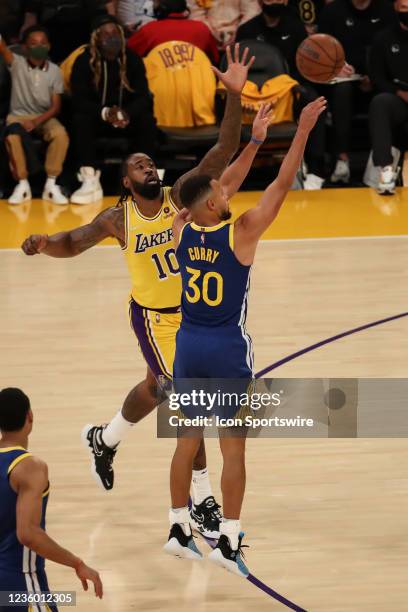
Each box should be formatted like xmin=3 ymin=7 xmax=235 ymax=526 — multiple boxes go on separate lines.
xmin=21 ymin=44 xmax=270 ymax=539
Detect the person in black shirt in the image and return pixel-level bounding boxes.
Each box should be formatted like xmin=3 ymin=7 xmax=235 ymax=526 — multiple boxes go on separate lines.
xmin=70 ymin=14 xmax=157 ymax=204
xmin=237 ymin=0 xmax=327 ymax=189
xmin=367 ymin=0 xmax=408 ymax=194
xmin=319 ymin=0 xmax=394 ymax=184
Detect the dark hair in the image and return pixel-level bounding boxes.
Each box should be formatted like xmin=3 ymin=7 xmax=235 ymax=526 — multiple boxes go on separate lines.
xmin=21 ymin=25 xmax=50 ymax=44
xmin=0 ymin=388 xmax=31 ymax=432
xmin=117 ymin=155 xmax=132 ymax=205
xmin=155 ymin=0 xmax=188 ymax=18
xmin=179 ymin=174 xmax=213 ymax=209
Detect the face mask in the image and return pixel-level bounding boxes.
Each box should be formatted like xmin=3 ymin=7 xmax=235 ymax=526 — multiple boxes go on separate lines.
xmin=27 ymin=45 xmax=48 ymax=61
xmin=398 ymin=11 xmax=408 ymax=26
xmin=262 ymin=2 xmax=286 ymax=17
xmin=99 ymin=36 xmax=122 ymax=56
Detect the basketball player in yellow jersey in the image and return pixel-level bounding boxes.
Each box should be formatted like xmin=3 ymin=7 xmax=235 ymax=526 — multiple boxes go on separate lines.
xmin=22 ymin=44 xmax=269 ymax=537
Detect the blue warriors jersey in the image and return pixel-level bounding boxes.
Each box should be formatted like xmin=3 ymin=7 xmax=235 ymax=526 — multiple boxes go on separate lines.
xmin=0 ymin=447 xmax=49 ymax=574
xmin=177 ymin=221 xmax=251 ymax=328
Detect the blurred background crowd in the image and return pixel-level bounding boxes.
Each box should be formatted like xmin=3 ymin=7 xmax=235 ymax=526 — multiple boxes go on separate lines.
xmin=0 ymin=0 xmax=407 ymax=204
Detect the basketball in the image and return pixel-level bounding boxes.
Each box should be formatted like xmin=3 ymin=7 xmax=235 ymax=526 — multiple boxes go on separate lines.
xmin=296 ymin=34 xmax=345 ymax=83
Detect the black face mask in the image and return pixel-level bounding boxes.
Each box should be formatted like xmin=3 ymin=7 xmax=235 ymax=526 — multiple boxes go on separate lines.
xmin=131 ymin=179 xmax=162 ymax=200
xmin=99 ymin=36 xmax=122 ymax=56
xmin=262 ymin=2 xmax=287 ymax=17
xmin=398 ymin=11 xmax=408 ymax=27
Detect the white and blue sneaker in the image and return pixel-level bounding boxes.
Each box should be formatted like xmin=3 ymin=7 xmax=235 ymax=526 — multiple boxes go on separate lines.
xmin=208 ymin=531 xmax=249 ymax=578
xmin=163 ymin=523 xmax=203 ymax=560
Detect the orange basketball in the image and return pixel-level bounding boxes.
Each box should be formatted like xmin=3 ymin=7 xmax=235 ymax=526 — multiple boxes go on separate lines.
xmin=296 ymin=34 xmax=345 ymax=83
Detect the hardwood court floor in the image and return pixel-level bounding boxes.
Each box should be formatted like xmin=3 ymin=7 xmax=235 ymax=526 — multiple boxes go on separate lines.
xmin=0 ymin=188 xmax=408 ymax=611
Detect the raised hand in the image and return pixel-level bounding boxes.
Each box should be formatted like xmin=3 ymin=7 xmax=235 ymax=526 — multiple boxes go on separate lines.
xmin=298 ymin=96 xmax=327 ymax=133
xmin=251 ymin=103 xmax=274 ymax=143
xmin=212 ymin=43 xmax=255 ymax=95
xmin=21 ymin=234 xmax=49 ymax=255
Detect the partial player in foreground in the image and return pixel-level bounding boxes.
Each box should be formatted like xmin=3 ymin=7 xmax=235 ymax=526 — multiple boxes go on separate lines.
xmin=164 ymin=97 xmax=327 ymax=576
xmin=0 ymin=388 xmax=103 ymax=606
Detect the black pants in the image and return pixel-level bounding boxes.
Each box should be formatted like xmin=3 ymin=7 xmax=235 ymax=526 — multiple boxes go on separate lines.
xmin=369 ymin=92 xmax=408 ymax=167
xmin=294 ymin=84 xmax=326 ymax=177
xmin=72 ymin=109 xmax=157 ymax=169
xmin=325 ymin=81 xmax=372 ymax=155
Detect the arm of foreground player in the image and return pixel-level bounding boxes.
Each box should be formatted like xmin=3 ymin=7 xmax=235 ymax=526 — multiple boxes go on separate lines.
xmin=220 ymin=103 xmax=272 ymax=198
xmin=11 ymin=458 xmax=103 ymax=598
xmin=236 ymin=97 xmax=327 ymax=240
xmin=21 ymin=206 xmax=124 ymax=257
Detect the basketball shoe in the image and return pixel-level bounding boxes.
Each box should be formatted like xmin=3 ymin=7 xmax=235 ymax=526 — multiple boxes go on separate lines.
xmin=81 ymin=424 xmax=117 ymax=490
xmin=190 ymin=495 xmax=222 ymax=538
xmin=208 ymin=531 xmax=249 ymax=578
xmin=163 ymin=523 xmax=203 ymax=561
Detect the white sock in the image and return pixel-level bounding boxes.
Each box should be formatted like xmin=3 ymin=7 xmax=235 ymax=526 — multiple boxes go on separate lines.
xmin=18 ymin=179 xmax=30 ymax=189
xmin=102 ymin=410 xmax=134 ymax=448
xmin=169 ymin=506 xmax=191 ymax=536
xmin=45 ymin=176 xmax=56 ymax=188
xmin=220 ymin=519 xmax=241 ymax=550
xmin=191 ymin=468 xmax=213 ymax=505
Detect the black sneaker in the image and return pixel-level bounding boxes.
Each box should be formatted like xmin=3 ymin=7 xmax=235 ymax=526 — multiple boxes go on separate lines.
xmin=81 ymin=424 xmax=117 ymax=491
xmin=190 ymin=496 xmax=222 ymax=538
xmin=163 ymin=523 xmax=203 ymax=560
xmin=208 ymin=532 xmax=249 ymax=577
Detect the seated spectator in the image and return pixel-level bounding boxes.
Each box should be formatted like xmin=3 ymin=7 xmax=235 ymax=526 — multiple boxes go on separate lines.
xmin=127 ymin=0 xmax=219 ymax=63
xmin=187 ymin=0 xmax=261 ymax=49
xmin=319 ymin=0 xmax=394 ymax=184
xmin=20 ymin=0 xmax=113 ymax=64
xmin=70 ymin=14 xmax=157 ymax=204
xmin=237 ymin=0 xmax=327 ymax=189
xmin=367 ymin=0 xmax=408 ymax=195
xmin=117 ymin=0 xmax=155 ymax=33
xmin=0 ymin=27 xmax=69 ymax=205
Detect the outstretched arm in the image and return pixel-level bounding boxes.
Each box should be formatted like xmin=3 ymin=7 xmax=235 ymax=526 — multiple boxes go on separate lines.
xmin=234 ymin=97 xmax=327 ymax=262
xmin=21 ymin=206 xmax=125 ymax=257
xmin=171 ymin=43 xmax=255 ymax=208
xmin=11 ymin=458 xmax=103 ymax=598
xmin=220 ymin=103 xmax=272 ymax=198
xmin=0 ymin=34 xmax=14 ymax=66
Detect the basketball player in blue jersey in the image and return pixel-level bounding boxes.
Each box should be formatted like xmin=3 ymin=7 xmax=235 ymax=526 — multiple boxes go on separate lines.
xmin=164 ymin=96 xmax=327 ymax=576
xmin=0 ymin=388 xmax=103 ymax=608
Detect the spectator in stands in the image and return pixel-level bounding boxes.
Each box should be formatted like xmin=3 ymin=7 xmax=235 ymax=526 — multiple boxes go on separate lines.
xmin=319 ymin=0 xmax=394 ymax=185
xmin=116 ymin=0 xmax=155 ymax=33
xmin=127 ymin=0 xmax=219 ymax=62
xmin=0 ymin=1 xmax=27 ymax=44
xmin=237 ymin=0 xmax=327 ymax=189
xmin=20 ymin=0 xmax=114 ymax=63
xmin=187 ymin=0 xmax=261 ymax=49
xmin=70 ymin=14 xmax=157 ymax=204
xmin=367 ymin=0 xmax=408 ymax=195
xmin=0 ymin=27 xmax=69 ymax=205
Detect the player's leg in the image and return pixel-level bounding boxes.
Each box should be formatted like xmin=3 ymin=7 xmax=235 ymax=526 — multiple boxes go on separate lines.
xmin=208 ymin=435 xmax=249 ymax=577
xmin=163 ymin=436 xmax=203 ymax=560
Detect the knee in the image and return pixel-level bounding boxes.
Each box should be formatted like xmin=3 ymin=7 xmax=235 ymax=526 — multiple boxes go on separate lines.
xmin=47 ymin=125 xmax=69 ymax=146
xmin=369 ymin=92 xmax=396 ymax=113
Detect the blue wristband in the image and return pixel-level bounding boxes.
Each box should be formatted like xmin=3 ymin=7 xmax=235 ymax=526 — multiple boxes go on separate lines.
xmin=250 ymin=136 xmax=264 ymax=146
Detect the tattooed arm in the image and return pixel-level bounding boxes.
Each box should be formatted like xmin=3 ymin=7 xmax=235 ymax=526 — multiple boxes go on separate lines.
xmin=170 ymin=44 xmax=255 ymax=208
xmin=21 ymin=206 xmax=125 ymax=258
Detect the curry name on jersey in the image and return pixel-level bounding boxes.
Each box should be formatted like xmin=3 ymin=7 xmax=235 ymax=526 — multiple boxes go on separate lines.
xmin=176 ymin=221 xmax=251 ymax=328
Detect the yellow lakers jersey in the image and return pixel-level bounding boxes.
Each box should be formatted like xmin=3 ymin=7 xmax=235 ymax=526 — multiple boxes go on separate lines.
xmin=122 ymin=187 xmax=182 ymax=309
xmin=143 ymin=41 xmax=216 ymax=127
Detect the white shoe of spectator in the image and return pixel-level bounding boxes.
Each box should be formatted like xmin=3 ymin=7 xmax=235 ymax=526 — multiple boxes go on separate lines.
xmin=330 ymin=159 xmax=350 ymax=184
xmin=8 ymin=180 xmax=32 ymax=205
xmin=377 ymin=165 xmax=396 ymax=195
xmin=303 ymin=173 xmax=324 ymax=190
xmin=42 ymin=178 xmax=68 ymax=205
xmin=70 ymin=167 xmax=103 ymax=205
